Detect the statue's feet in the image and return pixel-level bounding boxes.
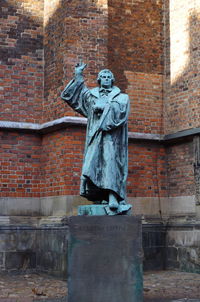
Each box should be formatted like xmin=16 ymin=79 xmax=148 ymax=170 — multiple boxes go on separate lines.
xmin=109 ymin=199 xmax=119 ymax=210
xmin=109 ymin=192 xmax=119 ymax=210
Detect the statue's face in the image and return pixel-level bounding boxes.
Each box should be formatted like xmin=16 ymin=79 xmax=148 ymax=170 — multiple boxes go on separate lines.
xmin=100 ymin=72 xmax=113 ymax=89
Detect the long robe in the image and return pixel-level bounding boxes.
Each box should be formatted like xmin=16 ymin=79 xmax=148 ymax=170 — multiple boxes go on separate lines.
xmin=61 ymin=78 xmax=130 ymax=203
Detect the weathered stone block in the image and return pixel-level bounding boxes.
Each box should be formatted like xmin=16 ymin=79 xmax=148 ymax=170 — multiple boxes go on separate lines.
xmin=68 ymin=216 xmax=143 ymax=302
xmin=0 ymin=229 xmax=36 ymax=252
xmin=5 ymin=251 xmax=36 ymax=270
xmin=143 ymin=247 xmax=166 ymax=271
xmin=142 ymin=224 xmax=166 ymax=270
xmin=0 ymin=252 xmax=4 ymax=268
xmin=35 ymin=228 xmax=68 ymax=278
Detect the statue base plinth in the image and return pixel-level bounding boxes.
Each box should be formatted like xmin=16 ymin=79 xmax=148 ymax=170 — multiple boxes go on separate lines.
xmin=78 ymin=204 xmax=132 ymax=216
xmin=68 ymin=216 xmax=143 ymax=302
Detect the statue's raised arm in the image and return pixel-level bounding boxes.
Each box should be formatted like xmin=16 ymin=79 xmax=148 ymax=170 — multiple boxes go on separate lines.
xmin=61 ymin=61 xmax=90 ymax=117
xmin=61 ymin=64 xmax=131 ymax=215
xmin=74 ymin=61 xmax=87 ymax=80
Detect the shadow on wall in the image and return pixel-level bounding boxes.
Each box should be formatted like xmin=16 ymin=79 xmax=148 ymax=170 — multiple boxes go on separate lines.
xmin=107 ymin=0 xmax=164 ymax=92
xmin=3 ymin=0 xmax=164 ymax=122
xmin=43 ymin=0 xmax=164 ymax=95
xmin=0 ymin=0 xmax=43 ymax=65
xmin=42 ymin=0 xmax=110 ymax=122
xmin=43 ymin=0 xmax=109 ymax=98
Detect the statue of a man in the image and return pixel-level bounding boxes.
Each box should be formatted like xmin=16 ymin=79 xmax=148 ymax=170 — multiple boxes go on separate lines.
xmin=61 ymin=62 xmax=130 ymax=213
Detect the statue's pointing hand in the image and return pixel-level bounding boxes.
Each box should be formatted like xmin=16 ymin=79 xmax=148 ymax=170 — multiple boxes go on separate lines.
xmin=75 ymin=61 xmax=87 ymax=77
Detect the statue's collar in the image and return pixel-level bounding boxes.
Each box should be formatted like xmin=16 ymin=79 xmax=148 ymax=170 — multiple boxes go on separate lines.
xmin=90 ymin=86 xmax=121 ymax=99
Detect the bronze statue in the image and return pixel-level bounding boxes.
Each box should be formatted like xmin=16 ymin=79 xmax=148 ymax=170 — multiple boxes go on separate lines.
xmin=61 ymin=62 xmax=131 ymax=214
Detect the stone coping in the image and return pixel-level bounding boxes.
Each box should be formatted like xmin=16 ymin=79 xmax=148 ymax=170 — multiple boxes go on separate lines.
xmin=1 ymin=116 xmax=199 ymax=142
xmin=0 ymin=117 xmax=87 ymax=134
xmin=0 ymin=116 xmax=162 ymax=141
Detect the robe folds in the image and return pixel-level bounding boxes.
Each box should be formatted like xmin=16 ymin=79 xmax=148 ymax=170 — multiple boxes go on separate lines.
xmin=61 ymin=78 xmax=130 ymax=203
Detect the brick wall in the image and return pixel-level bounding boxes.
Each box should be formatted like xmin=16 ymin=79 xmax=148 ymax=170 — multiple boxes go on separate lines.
xmin=166 ymin=139 xmax=195 ymax=197
xmin=43 ymin=0 xmax=164 ymax=135
xmin=0 ymin=131 xmax=42 ymax=198
xmin=0 ymin=0 xmax=166 ymax=203
xmin=128 ymin=142 xmax=167 ymax=198
xmin=40 ymin=127 xmax=167 ymax=199
xmin=126 ymin=72 xmax=163 ymax=134
xmin=164 ymin=0 xmax=200 ymax=134
xmin=162 ymin=0 xmax=200 ymax=200
xmin=0 ymin=129 xmax=167 ymax=200
xmin=108 ymin=0 xmax=164 ymax=90
xmin=43 ymin=0 xmax=108 ymax=122
xmin=40 ymin=127 xmax=85 ymax=197
xmin=0 ymin=0 xmax=44 ymax=123
xmin=3 ymin=0 xmax=196 ymax=203
xmin=1 ymin=0 xmax=165 ymax=132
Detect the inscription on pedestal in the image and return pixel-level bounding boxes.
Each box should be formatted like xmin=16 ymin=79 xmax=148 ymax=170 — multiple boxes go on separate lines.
xmin=68 ymin=216 xmax=143 ymax=302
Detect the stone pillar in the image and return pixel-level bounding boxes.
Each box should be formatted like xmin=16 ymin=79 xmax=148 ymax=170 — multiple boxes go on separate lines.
xmin=68 ymin=216 xmax=143 ymax=302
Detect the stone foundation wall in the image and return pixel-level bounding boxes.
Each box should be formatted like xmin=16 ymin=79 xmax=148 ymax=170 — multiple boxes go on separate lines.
xmin=1 ymin=221 xmax=200 ymax=276
xmin=166 ymin=224 xmax=200 ymax=273
xmin=143 ymin=224 xmax=167 ymax=271
xmin=143 ymin=222 xmax=200 ymax=273
xmin=0 ymin=224 xmax=68 ymax=278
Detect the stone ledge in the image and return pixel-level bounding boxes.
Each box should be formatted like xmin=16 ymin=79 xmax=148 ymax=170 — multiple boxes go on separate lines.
xmin=1 ymin=117 xmax=200 ymax=143
xmin=0 ymin=117 xmax=87 ymax=134
xmin=0 ymin=117 xmax=163 ymax=141
xmin=128 ymin=131 xmax=163 ymax=141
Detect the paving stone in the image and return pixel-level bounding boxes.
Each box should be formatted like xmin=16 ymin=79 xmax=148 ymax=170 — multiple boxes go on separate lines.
xmin=145 ymin=300 xmax=200 ymax=302
xmin=0 ymin=270 xmax=200 ymax=301
xmin=33 ymin=299 xmax=67 ymax=302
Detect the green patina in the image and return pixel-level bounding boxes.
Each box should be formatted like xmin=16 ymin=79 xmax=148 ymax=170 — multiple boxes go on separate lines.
xmin=61 ymin=62 xmax=132 ymax=215
xmin=78 ymin=204 xmax=132 ymax=216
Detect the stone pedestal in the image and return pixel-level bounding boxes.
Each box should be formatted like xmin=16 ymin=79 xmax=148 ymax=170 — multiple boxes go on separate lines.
xmin=68 ymin=216 xmax=143 ymax=302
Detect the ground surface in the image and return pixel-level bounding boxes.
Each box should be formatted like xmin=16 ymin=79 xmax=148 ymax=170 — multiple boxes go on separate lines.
xmin=0 ymin=270 xmax=200 ymax=301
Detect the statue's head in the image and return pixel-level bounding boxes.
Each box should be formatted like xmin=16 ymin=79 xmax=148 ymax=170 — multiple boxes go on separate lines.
xmin=97 ymin=69 xmax=115 ymax=88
